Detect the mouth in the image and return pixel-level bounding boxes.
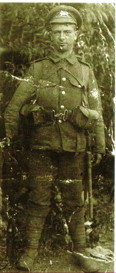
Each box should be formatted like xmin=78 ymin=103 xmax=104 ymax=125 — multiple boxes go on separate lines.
xmin=59 ymin=43 xmax=66 ymax=46
xmin=59 ymin=43 xmax=66 ymax=49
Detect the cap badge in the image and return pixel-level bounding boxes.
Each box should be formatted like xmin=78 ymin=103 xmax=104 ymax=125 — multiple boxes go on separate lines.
xmin=59 ymin=11 xmax=69 ymax=17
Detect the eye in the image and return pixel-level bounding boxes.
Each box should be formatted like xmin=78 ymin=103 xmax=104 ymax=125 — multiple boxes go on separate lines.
xmin=65 ymin=31 xmax=71 ymax=34
xmin=53 ymin=31 xmax=60 ymax=35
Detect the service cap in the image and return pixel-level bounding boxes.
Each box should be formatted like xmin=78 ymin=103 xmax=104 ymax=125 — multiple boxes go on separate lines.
xmin=46 ymin=5 xmax=82 ymax=30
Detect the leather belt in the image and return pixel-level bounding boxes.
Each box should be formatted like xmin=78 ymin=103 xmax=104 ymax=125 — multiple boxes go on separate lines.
xmin=44 ymin=109 xmax=72 ymax=122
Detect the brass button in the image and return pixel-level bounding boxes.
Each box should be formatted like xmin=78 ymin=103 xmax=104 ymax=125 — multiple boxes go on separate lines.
xmin=58 ymin=120 xmax=62 ymax=123
xmin=62 ymin=91 xmax=65 ymax=95
xmin=62 ymin=77 xmax=66 ymax=81
xmin=60 ymin=105 xmax=64 ymax=109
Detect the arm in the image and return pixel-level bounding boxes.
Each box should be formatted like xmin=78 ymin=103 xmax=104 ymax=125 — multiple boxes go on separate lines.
xmin=69 ymin=65 xmax=105 ymax=160
xmin=87 ymin=68 xmax=105 ymax=155
xmin=4 ymin=64 xmax=36 ymax=139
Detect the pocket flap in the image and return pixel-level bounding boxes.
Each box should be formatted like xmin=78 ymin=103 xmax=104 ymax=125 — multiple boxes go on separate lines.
xmin=67 ymin=74 xmax=84 ymax=88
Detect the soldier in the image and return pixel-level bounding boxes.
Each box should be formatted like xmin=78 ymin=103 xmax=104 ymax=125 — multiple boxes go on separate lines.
xmin=4 ymin=5 xmax=105 ymax=272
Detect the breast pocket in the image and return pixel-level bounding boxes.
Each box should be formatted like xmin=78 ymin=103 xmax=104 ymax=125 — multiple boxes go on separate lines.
xmin=66 ymin=75 xmax=88 ymax=108
xmin=36 ymin=80 xmax=59 ymax=109
xmin=65 ymin=84 xmax=85 ymax=109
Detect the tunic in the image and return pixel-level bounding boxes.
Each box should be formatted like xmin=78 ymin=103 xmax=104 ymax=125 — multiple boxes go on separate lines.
xmin=4 ymin=51 xmax=105 ymax=153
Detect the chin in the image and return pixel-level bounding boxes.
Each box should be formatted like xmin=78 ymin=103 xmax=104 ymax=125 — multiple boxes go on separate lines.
xmin=58 ymin=46 xmax=68 ymax=52
xmin=59 ymin=48 xmax=67 ymax=52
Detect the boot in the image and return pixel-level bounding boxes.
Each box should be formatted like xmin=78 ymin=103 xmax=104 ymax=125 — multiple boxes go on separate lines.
xmin=73 ymin=248 xmax=100 ymax=273
xmin=17 ymin=215 xmax=45 ymax=271
xmin=68 ymin=205 xmax=86 ymax=251
xmin=70 ymin=221 xmax=99 ymax=272
xmin=68 ymin=207 xmax=99 ymax=272
xmin=17 ymin=248 xmax=38 ymax=271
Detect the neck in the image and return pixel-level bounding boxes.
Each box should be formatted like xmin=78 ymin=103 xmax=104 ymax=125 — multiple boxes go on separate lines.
xmin=53 ymin=48 xmax=74 ymax=59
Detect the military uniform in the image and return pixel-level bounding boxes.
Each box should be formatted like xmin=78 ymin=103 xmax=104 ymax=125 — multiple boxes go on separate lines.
xmin=4 ymin=5 xmax=105 ymax=272
xmin=5 ymin=52 xmax=105 ymax=153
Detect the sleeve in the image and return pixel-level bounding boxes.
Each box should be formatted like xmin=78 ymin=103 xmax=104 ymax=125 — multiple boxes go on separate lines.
xmin=4 ymin=63 xmax=36 ymax=139
xmin=87 ymin=68 xmax=105 ymax=154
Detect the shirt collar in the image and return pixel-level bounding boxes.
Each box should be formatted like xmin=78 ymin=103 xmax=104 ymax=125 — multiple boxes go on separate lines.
xmin=48 ymin=51 xmax=76 ymax=65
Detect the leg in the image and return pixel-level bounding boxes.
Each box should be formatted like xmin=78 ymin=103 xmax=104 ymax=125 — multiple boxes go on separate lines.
xmin=17 ymin=150 xmax=57 ymax=271
xmin=57 ymin=152 xmax=86 ymax=251
xmin=57 ymin=152 xmax=99 ymax=272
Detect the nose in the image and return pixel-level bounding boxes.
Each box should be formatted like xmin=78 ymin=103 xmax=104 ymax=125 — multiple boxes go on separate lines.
xmin=59 ymin=31 xmax=65 ymax=40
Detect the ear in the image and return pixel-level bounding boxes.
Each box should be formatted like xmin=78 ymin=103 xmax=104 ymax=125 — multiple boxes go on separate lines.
xmin=74 ymin=30 xmax=78 ymax=40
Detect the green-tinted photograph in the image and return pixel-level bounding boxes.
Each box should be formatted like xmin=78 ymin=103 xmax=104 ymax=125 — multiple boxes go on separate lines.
xmin=0 ymin=2 xmax=115 ymax=272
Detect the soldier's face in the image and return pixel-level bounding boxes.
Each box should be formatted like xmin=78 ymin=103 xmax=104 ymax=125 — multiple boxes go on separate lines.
xmin=50 ymin=24 xmax=78 ymax=52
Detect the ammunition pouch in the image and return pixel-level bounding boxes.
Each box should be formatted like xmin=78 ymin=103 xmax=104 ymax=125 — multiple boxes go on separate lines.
xmin=20 ymin=104 xmax=45 ymax=125
xmin=70 ymin=106 xmax=99 ymax=129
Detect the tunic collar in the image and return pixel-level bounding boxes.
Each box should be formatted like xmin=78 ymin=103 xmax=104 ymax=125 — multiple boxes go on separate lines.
xmin=48 ymin=51 xmax=76 ymax=65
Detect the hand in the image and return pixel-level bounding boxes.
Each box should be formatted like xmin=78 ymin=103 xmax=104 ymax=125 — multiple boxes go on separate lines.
xmin=0 ymin=137 xmax=11 ymax=149
xmin=92 ymin=153 xmax=102 ymax=165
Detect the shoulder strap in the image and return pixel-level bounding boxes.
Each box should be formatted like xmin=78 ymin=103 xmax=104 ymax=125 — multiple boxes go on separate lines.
xmin=30 ymin=57 xmax=48 ymax=65
xmin=76 ymin=55 xmax=90 ymax=67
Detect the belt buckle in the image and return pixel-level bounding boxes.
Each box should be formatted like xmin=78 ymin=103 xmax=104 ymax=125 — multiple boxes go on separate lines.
xmin=58 ymin=112 xmax=64 ymax=121
xmin=63 ymin=109 xmax=68 ymax=121
xmin=52 ymin=110 xmax=68 ymax=121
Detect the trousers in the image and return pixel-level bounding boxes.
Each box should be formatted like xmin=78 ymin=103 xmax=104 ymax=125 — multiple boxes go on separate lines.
xmin=26 ymin=150 xmax=86 ymax=250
